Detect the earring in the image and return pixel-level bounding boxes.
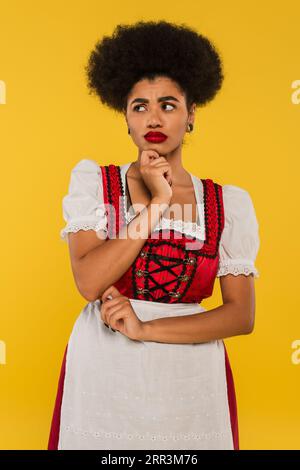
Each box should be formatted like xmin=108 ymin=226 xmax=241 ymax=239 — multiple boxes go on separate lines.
xmin=128 ymin=128 xmax=130 ymax=135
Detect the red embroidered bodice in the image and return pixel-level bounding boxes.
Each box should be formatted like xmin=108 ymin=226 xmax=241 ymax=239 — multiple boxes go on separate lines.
xmin=100 ymin=164 xmax=225 ymax=304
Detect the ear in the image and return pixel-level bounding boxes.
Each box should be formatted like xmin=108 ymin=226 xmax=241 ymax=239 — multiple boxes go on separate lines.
xmin=189 ymin=103 xmax=196 ymax=116
xmin=188 ymin=103 xmax=196 ymax=126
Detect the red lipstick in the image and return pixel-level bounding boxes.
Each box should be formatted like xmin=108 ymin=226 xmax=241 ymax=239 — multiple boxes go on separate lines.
xmin=144 ymin=131 xmax=168 ymax=143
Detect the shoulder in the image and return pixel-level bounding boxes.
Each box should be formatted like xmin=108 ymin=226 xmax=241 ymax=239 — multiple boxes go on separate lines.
xmin=64 ymin=158 xmax=104 ymax=198
xmin=219 ymin=184 xmax=259 ymax=243
xmin=221 ymin=184 xmax=257 ymax=217
xmin=221 ymin=184 xmax=249 ymax=195
xmin=70 ymin=158 xmax=101 ymax=174
xmin=201 ymin=179 xmax=255 ymax=212
xmin=70 ymin=159 xmax=127 ymax=174
xmin=201 ymin=179 xmax=249 ymax=197
xmin=60 ymin=159 xmax=108 ymax=242
xmin=67 ymin=158 xmax=104 ymax=191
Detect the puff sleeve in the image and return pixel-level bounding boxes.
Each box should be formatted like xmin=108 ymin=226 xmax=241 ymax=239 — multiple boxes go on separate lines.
xmin=60 ymin=159 xmax=108 ymax=242
xmin=216 ymin=185 xmax=260 ymax=278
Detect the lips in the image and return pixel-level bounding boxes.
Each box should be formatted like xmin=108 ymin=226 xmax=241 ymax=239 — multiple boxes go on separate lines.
xmin=144 ymin=132 xmax=168 ymax=143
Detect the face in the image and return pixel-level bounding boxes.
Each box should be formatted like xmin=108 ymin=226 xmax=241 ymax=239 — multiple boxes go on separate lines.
xmin=124 ymin=76 xmax=195 ymax=155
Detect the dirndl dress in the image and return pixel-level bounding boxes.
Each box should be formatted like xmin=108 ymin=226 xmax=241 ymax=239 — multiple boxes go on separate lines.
xmin=48 ymin=159 xmax=260 ymax=450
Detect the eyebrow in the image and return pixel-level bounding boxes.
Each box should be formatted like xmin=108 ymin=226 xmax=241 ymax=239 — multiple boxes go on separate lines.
xmin=130 ymin=95 xmax=180 ymax=106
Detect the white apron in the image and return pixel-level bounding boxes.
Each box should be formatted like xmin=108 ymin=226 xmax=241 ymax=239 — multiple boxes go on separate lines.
xmin=58 ymin=297 xmax=234 ymax=450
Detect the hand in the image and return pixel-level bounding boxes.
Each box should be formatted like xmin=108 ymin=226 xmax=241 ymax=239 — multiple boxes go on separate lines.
xmin=100 ymin=285 xmax=145 ymax=341
xmin=139 ymin=150 xmax=173 ymax=202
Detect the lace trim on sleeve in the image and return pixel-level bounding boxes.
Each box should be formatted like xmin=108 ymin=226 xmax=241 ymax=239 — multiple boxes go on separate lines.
xmin=60 ymin=219 xmax=108 ymax=241
xmin=216 ymin=258 xmax=260 ymax=279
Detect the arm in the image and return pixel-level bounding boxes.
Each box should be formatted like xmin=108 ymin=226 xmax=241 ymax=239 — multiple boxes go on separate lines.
xmin=139 ymin=273 xmax=256 ymax=344
xmin=68 ymin=197 xmax=169 ymax=301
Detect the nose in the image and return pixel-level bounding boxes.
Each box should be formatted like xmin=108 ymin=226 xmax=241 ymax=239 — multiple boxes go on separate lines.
xmin=147 ymin=118 xmax=162 ymax=129
xmin=147 ymin=107 xmax=163 ymax=128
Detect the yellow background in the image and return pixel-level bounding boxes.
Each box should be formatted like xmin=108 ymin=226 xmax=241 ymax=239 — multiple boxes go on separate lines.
xmin=0 ymin=0 xmax=299 ymax=450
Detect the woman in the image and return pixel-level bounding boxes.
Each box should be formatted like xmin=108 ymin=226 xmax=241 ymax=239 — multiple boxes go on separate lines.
xmin=48 ymin=20 xmax=260 ymax=450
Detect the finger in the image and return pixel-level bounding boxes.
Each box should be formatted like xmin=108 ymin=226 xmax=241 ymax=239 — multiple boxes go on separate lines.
xmin=150 ymin=163 xmax=172 ymax=185
xmin=149 ymin=162 xmax=170 ymax=171
xmin=150 ymin=164 xmax=171 ymax=177
xmin=102 ymin=296 xmax=125 ymax=308
xmin=141 ymin=150 xmax=160 ymax=166
xmin=101 ymin=285 xmax=121 ymax=303
xmin=165 ymin=168 xmax=172 ymax=185
xmin=100 ymin=300 xmax=114 ymax=324
xmin=100 ymin=304 xmax=108 ymax=325
xmin=101 ymin=297 xmax=127 ymax=324
xmin=153 ymin=163 xmax=171 ymax=172
xmin=150 ymin=163 xmax=170 ymax=171
xmin=148 ymin=152 xmax=160 ymax=162
xmin=149 ymin=157 xmax=166 ymax=165
xmin=107 ymin=304 xmax=128 ymax=330
xmin=108 ymin=307 xmax=130 ymax=330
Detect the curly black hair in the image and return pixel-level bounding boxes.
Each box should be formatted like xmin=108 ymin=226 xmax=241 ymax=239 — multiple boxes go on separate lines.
xmin=85 ymin=20 xmax=224 ymax=114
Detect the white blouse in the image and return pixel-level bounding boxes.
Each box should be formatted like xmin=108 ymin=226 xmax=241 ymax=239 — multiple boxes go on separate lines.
xmin=60 ymin=159 xmax=260 ymax=279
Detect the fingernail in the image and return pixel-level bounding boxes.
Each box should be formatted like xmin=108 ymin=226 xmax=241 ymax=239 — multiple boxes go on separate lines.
xmin=104 ymin=323 xmax=109 ymax=328
xmin=111 ymin=328 xmax=116 ymax=332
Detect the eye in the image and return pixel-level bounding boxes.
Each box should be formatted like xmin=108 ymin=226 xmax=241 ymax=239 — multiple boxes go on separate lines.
xmin=133 ymin=104 xmax=146 ymax=112
xmin=133 ymin=102 xmax=176 ymax=112
xmin=163 ymin=103 xmax=176 ymax=111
